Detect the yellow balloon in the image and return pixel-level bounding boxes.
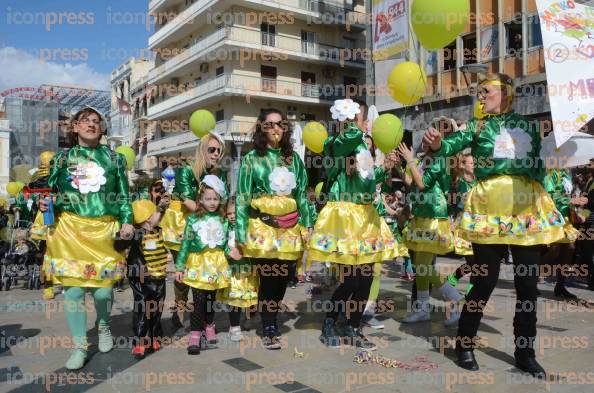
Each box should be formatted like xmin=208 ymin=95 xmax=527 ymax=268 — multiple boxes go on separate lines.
xmin=387 ymin=62 xmax=427 ymax=105
xmin=6 ymin=182 xmax=24 ymax=197
xmin=314 ymin=182 xmax=324 ymax=198
xmin=303 ymin=122 xmax=328 ymax=154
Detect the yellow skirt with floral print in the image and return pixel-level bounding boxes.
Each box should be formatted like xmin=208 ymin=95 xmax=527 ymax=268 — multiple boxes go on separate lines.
xmin=458 ymin=175 xmax=565 ymax=245
xmin=403 ymin=216 xmax=454 ymax=255
xmin=31 ymin=211 xmax=47 ymax=241
xmin=453 ymin=214 xmax=474 ymax=256
xmin=556 ymin=219 xmax=579 ymax=244
xmin=243 ymin=195 xmax=306 ymax=261
xmin=43 ymin=212 xmax=125 ymax=288
xmin=182 ymin=249 xmax=231 ymax=290
xmin=161 ymin=200 xmax=190 ymax=251
xmin=307 ymin=202 xmax=397 ymax=266
xmin=216 ymin=263 xmax=259 ymax=308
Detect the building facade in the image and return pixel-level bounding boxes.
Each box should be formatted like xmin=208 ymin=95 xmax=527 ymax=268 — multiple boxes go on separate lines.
xmin=145 ymin=0 xmax=369 ymax=178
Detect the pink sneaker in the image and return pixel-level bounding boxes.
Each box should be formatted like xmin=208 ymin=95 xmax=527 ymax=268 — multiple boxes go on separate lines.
xmin=187 ymin=331 xmax=201 ymax=355
xmin=204 ymin=323 xmax=217 ymax=344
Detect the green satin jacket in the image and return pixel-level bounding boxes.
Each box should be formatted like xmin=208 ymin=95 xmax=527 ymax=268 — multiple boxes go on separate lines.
xmin=48 ymin=145 xmax=132 ymax=225
xmin=173 ymin=165 xmax=227 ymax=202
xmin=323 ymin=123 xmax=387 ymax=205
xmin=175 ymin=212 xmax=231 ymax=271
xmin=409 ymin=157 xmax=451 ymax=219
xmin=236 ymin=148 xmax=315 ymax=244
xmin=433 ymin=112 xmax=545 ymax=182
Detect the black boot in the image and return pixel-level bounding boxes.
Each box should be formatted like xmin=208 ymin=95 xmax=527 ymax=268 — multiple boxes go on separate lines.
xmin=456 ymin=348 xmax=479 ymax=371
xmin=343 ymin=325 xmax=377 ymax=350
xmin=554 ymin=284 xmax=577 ymax=299
xmin=515 ymin=356 xmax=546 ymax=378
xmin=320 ymin=318 xmax=340 ymax=348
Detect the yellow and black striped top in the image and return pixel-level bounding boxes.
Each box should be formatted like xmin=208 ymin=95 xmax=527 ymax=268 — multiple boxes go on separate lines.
xmin=142 ymin=229 xmax=168 ymax=278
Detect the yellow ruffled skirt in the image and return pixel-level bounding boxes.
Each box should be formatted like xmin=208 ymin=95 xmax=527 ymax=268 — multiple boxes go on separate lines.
xmin=557 ymin=219 xmax=579 ymax=244
xmin=216 ymin=263 xmax=259 ymax=308
xmin=182 ymin=249 xmax=231 ymax=290
xmin=380 ymin=218 xmax=399 ymax=260
xmin=403 ymin=216 xmax=454 ymax=255
xmin=453 ymin=214 xmax=474 ymax=256
xmin=161 ymin=200 xmax=190 ymax=251
xmin=307 ymin=202 xmax=396 ymax=265
xmin=458 ymin=175 xmax=565 ymax=245
xmin=30 ymin=211 xmax=47 ymax=240
xmin=243 ymin=195 xmax=306 ymax=261
xmin=43 ymin=212 xmax=125 ymax=288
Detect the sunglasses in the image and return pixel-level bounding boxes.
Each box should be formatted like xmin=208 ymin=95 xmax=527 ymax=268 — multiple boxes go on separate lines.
xmin=262 ymin=120 xmax=288 ymax=131
xmin=207 ymin=147 xmax=222 ymax=154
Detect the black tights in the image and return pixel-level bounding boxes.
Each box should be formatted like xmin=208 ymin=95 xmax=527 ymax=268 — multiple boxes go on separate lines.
xmin=257 ymin=259 xmax=293 ymax=327
xmin=326 ymin=264 xmax=374 ymax=329
xmin=457 ymin=244 xmax=541 ymax=358
xmin=189 ymin=288 xmax=215 ymax=331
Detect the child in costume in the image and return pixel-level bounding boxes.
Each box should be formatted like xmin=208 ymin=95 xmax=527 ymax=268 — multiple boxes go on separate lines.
xmin=116 ymin=199 xmax=171 ymax=359
xmin=422 ymin=73 xmax=565 ymax=376
xmin=397 ymin=143 xmax=463 ymax=326
xmin=235 ymin=108 xmax=315 ymax=350
xmin=161 ymin=132 xmax=226 ymax=332
xmin=175 ymin=175 xmax=241 ymax=354
xmin=310 ymin=99 xmax=396 ymax=350
xmin=217 ymin=199 xmax=259 ymax=341
xmin=41 ymin=107 xmax=134 ymax=370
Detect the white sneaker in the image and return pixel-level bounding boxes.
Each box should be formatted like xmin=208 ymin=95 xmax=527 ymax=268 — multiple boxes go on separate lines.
xmin=229 ymin=326 xmax=242 ymax=342
xmin=402 ymin=300 xmax=431 ymax=323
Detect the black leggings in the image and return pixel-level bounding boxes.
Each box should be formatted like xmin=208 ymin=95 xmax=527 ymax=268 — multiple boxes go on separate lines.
xmin=454 ymin=255 xmax=476 ymax=281
xmin=457 ymin=244 xmax=541 ymax=358
xmin=326 ymin=264 xmax=374 ymax=329
xmin=130 ymin=277 xmax=166 ymax=345
xmin=229 ymin=307 xmax=241 ymax=327
xmin=257 ymin=259 xmax=293 ymax=327
xmin=189 ymin=288 xmax=216 ymax=331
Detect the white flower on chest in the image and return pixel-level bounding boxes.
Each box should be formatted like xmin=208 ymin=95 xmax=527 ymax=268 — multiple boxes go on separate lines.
xmin=192 ymin=217 xmax=225 ymax=248
xmin=71 ymin=161 xmax=107 ymax=194
xmin=269 ymin=166 xmax=297 ymax=196
xmin=493 ymin=127 xmax=532 ymax=159
xmin=356 ymin=150 xmax=375 ymax=180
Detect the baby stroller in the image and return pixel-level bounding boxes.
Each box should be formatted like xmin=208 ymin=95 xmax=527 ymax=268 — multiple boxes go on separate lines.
xmin=0 ymin=220 xmax=39 ymax=291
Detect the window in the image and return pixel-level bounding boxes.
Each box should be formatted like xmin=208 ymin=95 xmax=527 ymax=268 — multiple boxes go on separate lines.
xmin=481 ymin=26 xmax=499 ymax=60
xmin=301 ymin=72 xmax=317 ymax=97
xmin=261 ymin=65 xmax=277 ymax=92
xmin=343 ymin=37 xmax=356 ymax=49
xmin=442 ymin=41 xmax=456 ymax=71
xmin=527 ymin=15 xmax=543 ymax=48
xmin=301 ymin=30 xmax=315 ymax=55
xmin=300 ymin=113 xmax=315 ymax=121
xmin=261 ymin=23 xmax=276 ymax=47
xmin=462 ymin=34 xmax=477 ymax=65
xmin=216 ymin=66 xmax=224 ymax=77
xmin=505 ymin=19 xmax=523 ymax=56
xmin=425 ymin=51 xmax=438 ymax=75
xmin=215 ymin=109 xmax=224 ymax=122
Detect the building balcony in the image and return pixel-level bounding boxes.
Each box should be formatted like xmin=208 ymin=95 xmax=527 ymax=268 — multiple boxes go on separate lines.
xmin=148 ymin=26 xmax=364 ymax=85
xmin=148 ymin=73 xmax=341 ymax=120
xmin=149 ymin=0 xmax=366 ymax=50
xmin=146 ymin=119 xmax=254 ymax=156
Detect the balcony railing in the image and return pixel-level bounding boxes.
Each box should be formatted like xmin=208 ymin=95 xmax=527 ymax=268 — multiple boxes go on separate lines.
xmin=149 ymin=25 xmax=364 ymax=83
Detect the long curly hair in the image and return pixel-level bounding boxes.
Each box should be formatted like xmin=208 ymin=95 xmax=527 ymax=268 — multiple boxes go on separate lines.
xmin=252 ymin=108 xmax=293 ymax=163
xmin=195 ymin=183 xmax=226 ymax=218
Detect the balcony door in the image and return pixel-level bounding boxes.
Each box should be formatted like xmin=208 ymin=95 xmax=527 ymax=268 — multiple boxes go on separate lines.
xmin=301 ymin=72 xmax=317 ymax=98
xmin=261 ymin=23 xmax=276 ymax=47
xmin=261 ymin=65 xmax=277 ymax=93
xmin=301 ymin=30 xmax=316 ymax=55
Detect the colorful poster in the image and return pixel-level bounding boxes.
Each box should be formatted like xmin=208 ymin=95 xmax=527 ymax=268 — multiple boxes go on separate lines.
xmin=480 ymin=26 xmax=499 ymax=60
xmin=537 ymin=0 xmax=594 ymax=147
xmin=372 ymin=0 xmax=409 ymax=60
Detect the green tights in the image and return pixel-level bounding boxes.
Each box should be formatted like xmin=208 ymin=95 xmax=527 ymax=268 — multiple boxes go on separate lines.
xmin=63 ymin=286 xmax=113 ymax=347
xmin=413 ymin=251 xmax=445 ymax=292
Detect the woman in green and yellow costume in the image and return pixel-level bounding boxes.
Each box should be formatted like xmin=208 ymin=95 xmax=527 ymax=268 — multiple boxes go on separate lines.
xmin=397 ymin=143 xmax=463 ymax=327
xmin=310 ymin=99 xmax=396 ymax=351
xmin=236 ymin=108 xmax=315 ymax=350
xmin=40 ymin=107 xmax=134 ymax=370
xmin=161 ymin=131 xmax=226 ymax=330
xmin=543 ymin=169 xmax=585 ymax=299
xmin=422 ymin=73 xmax=565 ymax=376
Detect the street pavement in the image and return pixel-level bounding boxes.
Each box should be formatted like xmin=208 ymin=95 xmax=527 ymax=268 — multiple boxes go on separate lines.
xmin=1 ymin=257 xmax=594 ymax=393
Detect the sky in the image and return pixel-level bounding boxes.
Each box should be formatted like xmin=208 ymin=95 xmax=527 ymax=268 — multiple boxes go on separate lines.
xmin=0 ymin=0 xmax=151 ymax=92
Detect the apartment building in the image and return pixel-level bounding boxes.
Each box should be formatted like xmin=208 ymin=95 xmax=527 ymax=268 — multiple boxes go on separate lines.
xmin=374 ymin=0 xmax=551 ymax=148
xmin=145 ymin=0 xmax=369 ymax=173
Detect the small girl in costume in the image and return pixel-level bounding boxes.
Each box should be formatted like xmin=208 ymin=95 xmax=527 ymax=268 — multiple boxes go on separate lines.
xmin=217 ymin=199 xmax=259 ymax=341
xmin=175 ymin=175 xmax=241 ymax=354
xmin=397 ymin=143 xmax=463 ymax=326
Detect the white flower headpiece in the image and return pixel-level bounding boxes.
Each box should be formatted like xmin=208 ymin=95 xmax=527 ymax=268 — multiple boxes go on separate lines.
xmin=330 ymin=99 xmax=360 ymax=122
xmin=201 ymin=174 xmax=227 ymax=199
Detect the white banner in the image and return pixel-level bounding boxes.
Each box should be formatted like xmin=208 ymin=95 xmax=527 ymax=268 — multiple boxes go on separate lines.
xmin=537 ymin=0 xmax=594 ymax=147
xmin=372 ymin=0 xmax=409 ymax=60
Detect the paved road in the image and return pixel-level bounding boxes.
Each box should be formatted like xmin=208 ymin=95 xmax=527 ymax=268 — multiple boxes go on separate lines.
xmin=1 ymin=258 xmax=594 ymax=393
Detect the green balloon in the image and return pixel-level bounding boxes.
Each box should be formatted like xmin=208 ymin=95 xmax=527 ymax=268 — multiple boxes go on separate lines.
xmin=115 ymin=145 xmax=136 ymax=170
xmin=411 ymin=0 xmax=470 ymax=50
xmin=189 ymin=109 xmax=216 ymax=138
xmin=371 ymin=114 xmax=403 ymax=154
